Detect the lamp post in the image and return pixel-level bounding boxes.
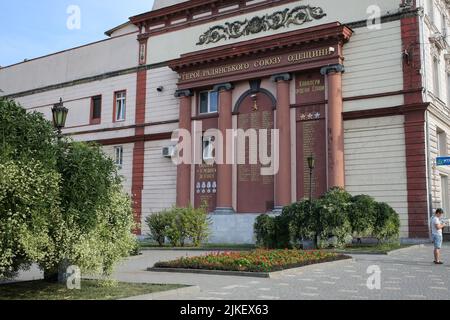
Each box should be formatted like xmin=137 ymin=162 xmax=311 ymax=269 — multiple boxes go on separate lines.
xmin=52 ymin=98 xmax=68 ymax=139
xmin=307 ymin=155 xmax=315 ymax=202
xmin=307 ymin=154 xmax=317 ymax=247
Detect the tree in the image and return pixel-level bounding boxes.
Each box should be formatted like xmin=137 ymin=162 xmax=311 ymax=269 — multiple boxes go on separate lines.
xmin=0 ymin=99 xmax=136 ymax=281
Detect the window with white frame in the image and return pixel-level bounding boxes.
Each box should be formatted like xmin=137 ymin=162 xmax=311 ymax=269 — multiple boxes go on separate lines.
xmin=115 ymin=91 xmax=126 ymax=121
xmin=433 ymin=57 xmax=440 ymax=98
xmin=114 ymin=146 xmax=123 ymax=169
xmin=437 ymin=128 xmax=447 ymax=156
xmin=202 ymin=136 xmax=215 ymax=162
xmin=199 ymin=91 xmax=218 ymax=114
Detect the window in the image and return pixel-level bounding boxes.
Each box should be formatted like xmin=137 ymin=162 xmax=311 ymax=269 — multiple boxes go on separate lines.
xmin=199 ymin=91 xmax=218 ymax=114
xmin=114 ymin=146 xmax=123 ymax=169
xmin=433 ymin=57 xmax=440 ymax=98
xmin=90 ymin=95 xmax=102 ymax=124
xmin=437 ymin=128 xmax=447 ymax=156
xmin=115 ymin=91 xmax=126 ymax=122
xmin=202 ymin=136 xmax=215 ymax=162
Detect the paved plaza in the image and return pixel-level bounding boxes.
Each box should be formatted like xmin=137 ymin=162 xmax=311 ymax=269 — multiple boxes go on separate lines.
xmin=112 ymin=244 xmax=450 ymax=300
xmin=10 ymin=244 xmax=450 ymax=300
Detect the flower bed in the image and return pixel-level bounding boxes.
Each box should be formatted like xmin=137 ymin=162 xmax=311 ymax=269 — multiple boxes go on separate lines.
xmin=154 ymin=250 xmax=351 ymax=273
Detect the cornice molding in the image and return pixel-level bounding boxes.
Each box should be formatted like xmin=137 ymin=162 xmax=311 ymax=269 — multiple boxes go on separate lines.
xmin=196 ymin=5 xmax=327 ymax=46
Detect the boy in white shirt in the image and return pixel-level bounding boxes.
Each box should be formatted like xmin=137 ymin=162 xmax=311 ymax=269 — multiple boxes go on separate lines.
xmin=431 ymin=208 xmax=446 ymax=265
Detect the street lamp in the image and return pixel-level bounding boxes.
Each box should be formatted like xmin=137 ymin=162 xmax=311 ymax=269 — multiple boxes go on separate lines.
xmin=307 ymin=154 xmax=317 ymax=247
xmin=307 ymin=155 xmax=315 ymax=201
xmin=52 ymin=98 xmax=68 ymax=137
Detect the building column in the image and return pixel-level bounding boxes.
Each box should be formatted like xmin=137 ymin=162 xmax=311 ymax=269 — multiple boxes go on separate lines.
xmin=214 ymin=83 xmax=234 ymax=214
xmin=321 ymin=64 xmax=345 ymax=189
xmin=271 ymin=73 xmax=292 ymax=210
xmin=131 ymin=33 xmax=149 ymax=235
xmin=175 ymin=89 xmax=193 ymax=207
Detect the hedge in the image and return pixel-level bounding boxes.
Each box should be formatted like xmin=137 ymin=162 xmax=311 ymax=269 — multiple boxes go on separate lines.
xmin=254 ymin=187 xmax=401 ymax=249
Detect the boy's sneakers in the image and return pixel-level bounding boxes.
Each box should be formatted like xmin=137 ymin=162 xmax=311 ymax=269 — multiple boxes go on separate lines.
xmin=434 ymin=261 xmax=444 ymax=265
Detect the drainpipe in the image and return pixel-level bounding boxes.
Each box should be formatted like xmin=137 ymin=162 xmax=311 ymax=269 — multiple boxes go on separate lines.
xmin=418 ymin=0 xmax=433 ymax=236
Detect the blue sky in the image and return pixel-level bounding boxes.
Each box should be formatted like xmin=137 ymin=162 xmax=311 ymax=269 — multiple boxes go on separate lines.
xmin=0 ymin=1 xmax=154 ymax=67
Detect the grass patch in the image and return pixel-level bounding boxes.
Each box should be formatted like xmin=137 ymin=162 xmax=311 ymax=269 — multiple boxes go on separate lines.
xmin=139 ymin=241 xmax=256 ymax=251
xmin=154 ymin=249 xmax=350 ymax=273
xmin=0 ymin=280 xmax=184 ymax=300
xmin=331 ymin=243 xmax=412 ymax=254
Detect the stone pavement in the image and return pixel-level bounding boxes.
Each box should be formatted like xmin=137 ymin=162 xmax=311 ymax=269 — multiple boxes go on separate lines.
xmin=111 ymin=244 xmax=450 ymax=300
xmin=9 ymin=244 xmax=450 ymax=300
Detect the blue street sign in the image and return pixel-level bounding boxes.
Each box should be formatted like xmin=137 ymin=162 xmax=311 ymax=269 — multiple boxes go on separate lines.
xmin=436 ymin=157 xmax=450 ymax=166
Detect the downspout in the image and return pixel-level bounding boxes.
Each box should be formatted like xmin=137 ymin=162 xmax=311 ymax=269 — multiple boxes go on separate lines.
xmin=418 ymin=0 xmax=433 ymax=236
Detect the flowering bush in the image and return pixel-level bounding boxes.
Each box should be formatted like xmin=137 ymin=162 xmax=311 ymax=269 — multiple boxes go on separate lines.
xmin=0 ymin=99 xmax=136 ymax=281
xmin=154 ymin=250 xmax=350 ymax=273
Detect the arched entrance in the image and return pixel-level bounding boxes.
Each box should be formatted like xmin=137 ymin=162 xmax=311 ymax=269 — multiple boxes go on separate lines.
xmin=235 ymin=89 xmax=275 ymax=213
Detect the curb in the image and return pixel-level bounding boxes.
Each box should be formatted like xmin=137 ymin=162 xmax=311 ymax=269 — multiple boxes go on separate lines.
xmin=120 ymin=285 xmax=201 ymax=300
xmin=386 ymin=244 xmax=425 ymax=255
xmin=331 ymin=244 xmax=425 ymax=256
xmin=148 ymin=257 xmax=354 ymax=279
xmin=140 ymin=247 xmax=255 ymax=252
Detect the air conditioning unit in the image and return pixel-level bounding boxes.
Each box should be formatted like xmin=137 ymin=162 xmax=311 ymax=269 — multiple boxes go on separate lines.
xmin=162 ymin=146 xmax=176 ymax=158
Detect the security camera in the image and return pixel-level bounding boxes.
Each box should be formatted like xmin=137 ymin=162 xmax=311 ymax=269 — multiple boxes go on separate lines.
xmin=157 ymin=86 xmax=164 ymax=92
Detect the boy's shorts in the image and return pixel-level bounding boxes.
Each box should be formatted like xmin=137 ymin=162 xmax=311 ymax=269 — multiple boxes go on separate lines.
xmin=433 ymin=234 xmax=443 ymax=249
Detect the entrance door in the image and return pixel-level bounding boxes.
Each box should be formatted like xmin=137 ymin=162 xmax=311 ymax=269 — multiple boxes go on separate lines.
xmin=236 ymin=92 xmax=274 ymax=213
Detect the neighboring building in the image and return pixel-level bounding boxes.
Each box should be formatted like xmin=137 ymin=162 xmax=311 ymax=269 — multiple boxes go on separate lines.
xmin=1 ymin=0 xmax=449 ymax=243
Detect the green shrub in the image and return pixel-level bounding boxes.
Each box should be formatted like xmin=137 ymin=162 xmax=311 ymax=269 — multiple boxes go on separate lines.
xmin=315 ymin=188 xmax=352 ymax=248
xmin=254 ymin=187 xmax=401 ymax=250
xmin=182 ymin=204 xmax=211 ymax=247
xmin=145 ymin=211 xmax=171 ymax=246
xmin=373 ymin=202 xmax=400 ymax=243
xmin=165 ymin=208 xmax=188 ymax=247
xmin=254 ymin=214 xmax=276 ymax=248
xmin=284 ymin=200 xmax=315 ymax=248
xmin=160 ymin=204 xmax=211 ymax=247
xmin=349 ymin=195 xmax=377 ymax=238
